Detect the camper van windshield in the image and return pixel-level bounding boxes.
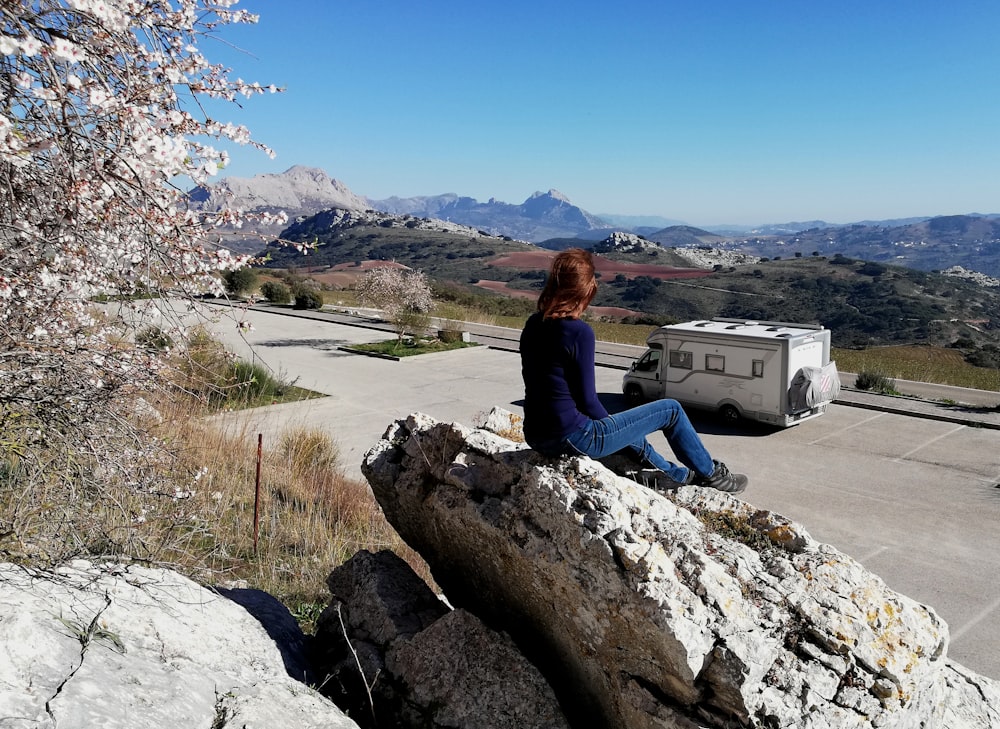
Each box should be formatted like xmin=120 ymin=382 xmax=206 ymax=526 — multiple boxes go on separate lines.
xmin=636 ymin=350 xmax=660 ymax=371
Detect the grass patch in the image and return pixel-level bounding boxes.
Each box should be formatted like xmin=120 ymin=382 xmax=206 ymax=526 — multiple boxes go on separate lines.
xmin=176 ymin=327 xmax=324 ymax=410
xmin=694 ymin=508 xmax=775 ymax=554
xmin=589 ymin=319 xmax=656 ymax=345
xmin=350 ymin=337 xmax=478 ymax=358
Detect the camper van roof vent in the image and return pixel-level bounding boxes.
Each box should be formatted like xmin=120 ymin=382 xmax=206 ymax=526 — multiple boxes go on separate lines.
xmin=694 ymin=321 xmax=714 ymax=327
xmin=725 ymin=323 xmax=748 ymax=329
xmin=766 ymin=326 xmax=787 ymax=332
xmin=776 ymin=333 xmax=792 ymax=338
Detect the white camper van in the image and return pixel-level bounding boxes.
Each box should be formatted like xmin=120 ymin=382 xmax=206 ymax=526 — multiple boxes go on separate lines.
xmin=622 ymin=318 xmax=840 ymax=427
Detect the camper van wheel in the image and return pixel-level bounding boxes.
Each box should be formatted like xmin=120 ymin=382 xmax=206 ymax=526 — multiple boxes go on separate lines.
xmin=624 ymin=384 xmax=645 ymax=406
xmin=719 ymin=404 xmax=741 ymax=424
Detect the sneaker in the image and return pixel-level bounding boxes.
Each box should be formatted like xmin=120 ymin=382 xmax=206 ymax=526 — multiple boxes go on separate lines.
xmin=695 ymin=460 xmax=748 ymax=494
xmin=630 ymin=468 xmax=692 ymax=491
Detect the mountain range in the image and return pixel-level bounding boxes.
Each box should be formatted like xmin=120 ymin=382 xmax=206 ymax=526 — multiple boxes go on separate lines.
xmin=190 ymin=166 xmax=1000 ymax=277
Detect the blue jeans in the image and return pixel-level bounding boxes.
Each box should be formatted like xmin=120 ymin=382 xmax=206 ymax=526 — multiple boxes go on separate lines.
xmin=536 ymin=400 xmax=714 ymax=484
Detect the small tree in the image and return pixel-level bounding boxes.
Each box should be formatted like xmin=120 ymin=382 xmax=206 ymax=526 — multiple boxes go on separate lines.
xmin=355 ymin=267 xmax=434 ymax=343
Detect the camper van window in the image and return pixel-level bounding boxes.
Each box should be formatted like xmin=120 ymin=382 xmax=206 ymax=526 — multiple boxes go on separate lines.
xmin=669 ymin=350 xmax=692 ymax=369
xmin=752 ymin=359 xmax=764 ymax=377
xmin=706 ymin=354 xmax=725 ymax=372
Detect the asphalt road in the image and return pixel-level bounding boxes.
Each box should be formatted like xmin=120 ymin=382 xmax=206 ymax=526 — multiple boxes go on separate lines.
xmin=194 ymin=303 xmax=1000 ymax=680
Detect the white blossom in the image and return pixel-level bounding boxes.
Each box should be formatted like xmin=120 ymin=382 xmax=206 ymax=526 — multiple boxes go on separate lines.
xmin=20 ymin=36 xmax=42 ymax=57
xmin=0 ymin=0 xmax=281 ymax=519
xmin=356 ymin=267 xmax=435 ymax=342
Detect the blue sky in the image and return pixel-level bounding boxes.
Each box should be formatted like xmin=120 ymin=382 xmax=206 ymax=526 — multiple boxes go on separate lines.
xmin=205 ymin=0 xmax=1000 ymax=226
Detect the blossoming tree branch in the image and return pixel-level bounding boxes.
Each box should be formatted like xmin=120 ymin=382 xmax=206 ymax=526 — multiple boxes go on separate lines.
xmin=0 ymin=1 xmax=280 ymax=505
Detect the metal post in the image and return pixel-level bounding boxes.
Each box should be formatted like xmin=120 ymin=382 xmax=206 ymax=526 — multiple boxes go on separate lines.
xmin=253 ymin=433 xmax=262 ymax=555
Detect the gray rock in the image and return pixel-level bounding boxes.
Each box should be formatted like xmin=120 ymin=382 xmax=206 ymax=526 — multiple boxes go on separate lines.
xmin=387 ymin=609 xmax=571 ymax=729
xmin=313 ymin=549 xmax=570 ymax=729
xmin=0 ymin=560 xmax=357 ymax=729
xmin=362 ymin=412 xmax=1000 ymax=729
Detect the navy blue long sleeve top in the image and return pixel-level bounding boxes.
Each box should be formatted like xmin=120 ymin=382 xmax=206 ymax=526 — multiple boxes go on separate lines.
xmin=519 ymin=312 xmax=609 ymax=447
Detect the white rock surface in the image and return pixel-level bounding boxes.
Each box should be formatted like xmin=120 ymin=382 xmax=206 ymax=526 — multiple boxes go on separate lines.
xmin=941 ymin=265 xmax=1000 ymax=287
xmin=672 ymin=246 xmax=762 ymax=268
xmin=0 ymin=561 xmax=357 ymax=729
xmin=196 ymin=165 xmax=369 ymax=214
xmin=362 ymin=411 xmax=1000 ymax=729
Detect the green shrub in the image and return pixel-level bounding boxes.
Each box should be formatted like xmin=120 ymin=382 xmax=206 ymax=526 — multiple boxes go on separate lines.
xmin=222 ymin=267 xmax=258 ymax=297
xmin=225 ymin=360 xmax=283 ymax=405
xmin=854 ymin=369 xmax=900 ymax=395
xmin=260 ymin=281 xmax=291 ymax=304
xmin=293 ymin=287 xmax=323 ymax=310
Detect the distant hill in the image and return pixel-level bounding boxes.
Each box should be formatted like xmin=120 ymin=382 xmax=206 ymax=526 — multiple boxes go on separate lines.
xmin=595 ymin=213 xmax=686 ymax=229
xmin=646 ymin=225 xmax=727 ymax=248
xmin=369 ymin=189 xmax=609 ymax=243
xmin=259 ymin=207 xmax=536 ymax=282
xmin=593 ymin=255 xmax=1000 ymax=349
xmin=715 ymin=214 xmax=1000 ymax=277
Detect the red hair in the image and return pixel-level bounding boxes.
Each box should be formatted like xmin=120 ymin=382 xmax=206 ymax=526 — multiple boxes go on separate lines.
xmin=537 ymin=248 xmax=598 ymax=319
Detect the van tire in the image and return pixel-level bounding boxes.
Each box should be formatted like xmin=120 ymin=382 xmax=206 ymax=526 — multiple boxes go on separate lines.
xmin=719 ymin=404 xmax=741 ymax=424
xmin=625 ymin=384 xmax=645 ymax=407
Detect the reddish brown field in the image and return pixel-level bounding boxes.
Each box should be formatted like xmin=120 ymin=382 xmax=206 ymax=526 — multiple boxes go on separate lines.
xmin=475 ymin=280 xmax=537 ymax=300
xmin=474 ymin=279 xmax=640 ymax=318
xmin=268 ymin=252 xmax=706 ymax=311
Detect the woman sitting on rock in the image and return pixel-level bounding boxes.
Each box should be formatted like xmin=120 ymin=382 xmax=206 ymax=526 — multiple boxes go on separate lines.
xmin=518 ymin=248 xmax=748 ymax=493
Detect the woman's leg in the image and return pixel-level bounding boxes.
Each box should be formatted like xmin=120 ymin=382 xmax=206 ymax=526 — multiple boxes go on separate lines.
xmin=564 ymin=399 xmax=715 ymax=483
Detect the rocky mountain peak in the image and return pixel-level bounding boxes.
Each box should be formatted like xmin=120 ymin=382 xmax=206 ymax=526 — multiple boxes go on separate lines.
xmin=189 ymin=166 xmax=369 ymax=215
xmin=529 ymin=189 xmax=571 ymax=203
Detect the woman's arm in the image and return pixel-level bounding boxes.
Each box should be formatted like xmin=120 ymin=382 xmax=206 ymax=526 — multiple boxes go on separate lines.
xmin=568 ymin=321 xmax=609 ymax=420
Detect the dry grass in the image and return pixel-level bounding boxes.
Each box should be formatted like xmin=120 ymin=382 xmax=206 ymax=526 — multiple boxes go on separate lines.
xmin=0 ymin=332 xmax=429 ymax=635
xmin=145 ymin=398 xmax=429 ymax=628
xmin=833 ymin=345 xmax=1000 ymax=391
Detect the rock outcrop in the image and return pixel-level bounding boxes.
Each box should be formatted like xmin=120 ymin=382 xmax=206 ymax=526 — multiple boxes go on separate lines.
xmin=592 ymin=231 xmax=664 ymax=254
xmin=942 ymin=265 xmax=1000 ymax=287
xmin=361 ymin=411 xmax=1000 ymax=729
xmin=0 ymin=561 xmax=357 ymax=729
xmin=313 ymin=549 xmax=570 ymax=729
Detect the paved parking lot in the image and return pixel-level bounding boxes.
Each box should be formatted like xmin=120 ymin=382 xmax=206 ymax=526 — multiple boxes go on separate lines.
xmin=199 ymin=304 xmax=1000 ymax=680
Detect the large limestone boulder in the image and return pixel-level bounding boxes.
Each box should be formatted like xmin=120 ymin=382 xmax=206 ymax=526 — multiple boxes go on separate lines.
xmin=0 ymin=560 xmax=357 ymax=729
xmin=362 ymin=412 xmax=1000 ymax=729
xmin=313 ymin=549 xmax=570 ymax=729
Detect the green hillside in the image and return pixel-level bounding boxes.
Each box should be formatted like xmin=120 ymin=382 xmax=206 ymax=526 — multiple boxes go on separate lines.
xmin=263 ymin=221 xmax=534 ymax=282
xmin=593 ymin=255 xmax=1000 ymax=349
